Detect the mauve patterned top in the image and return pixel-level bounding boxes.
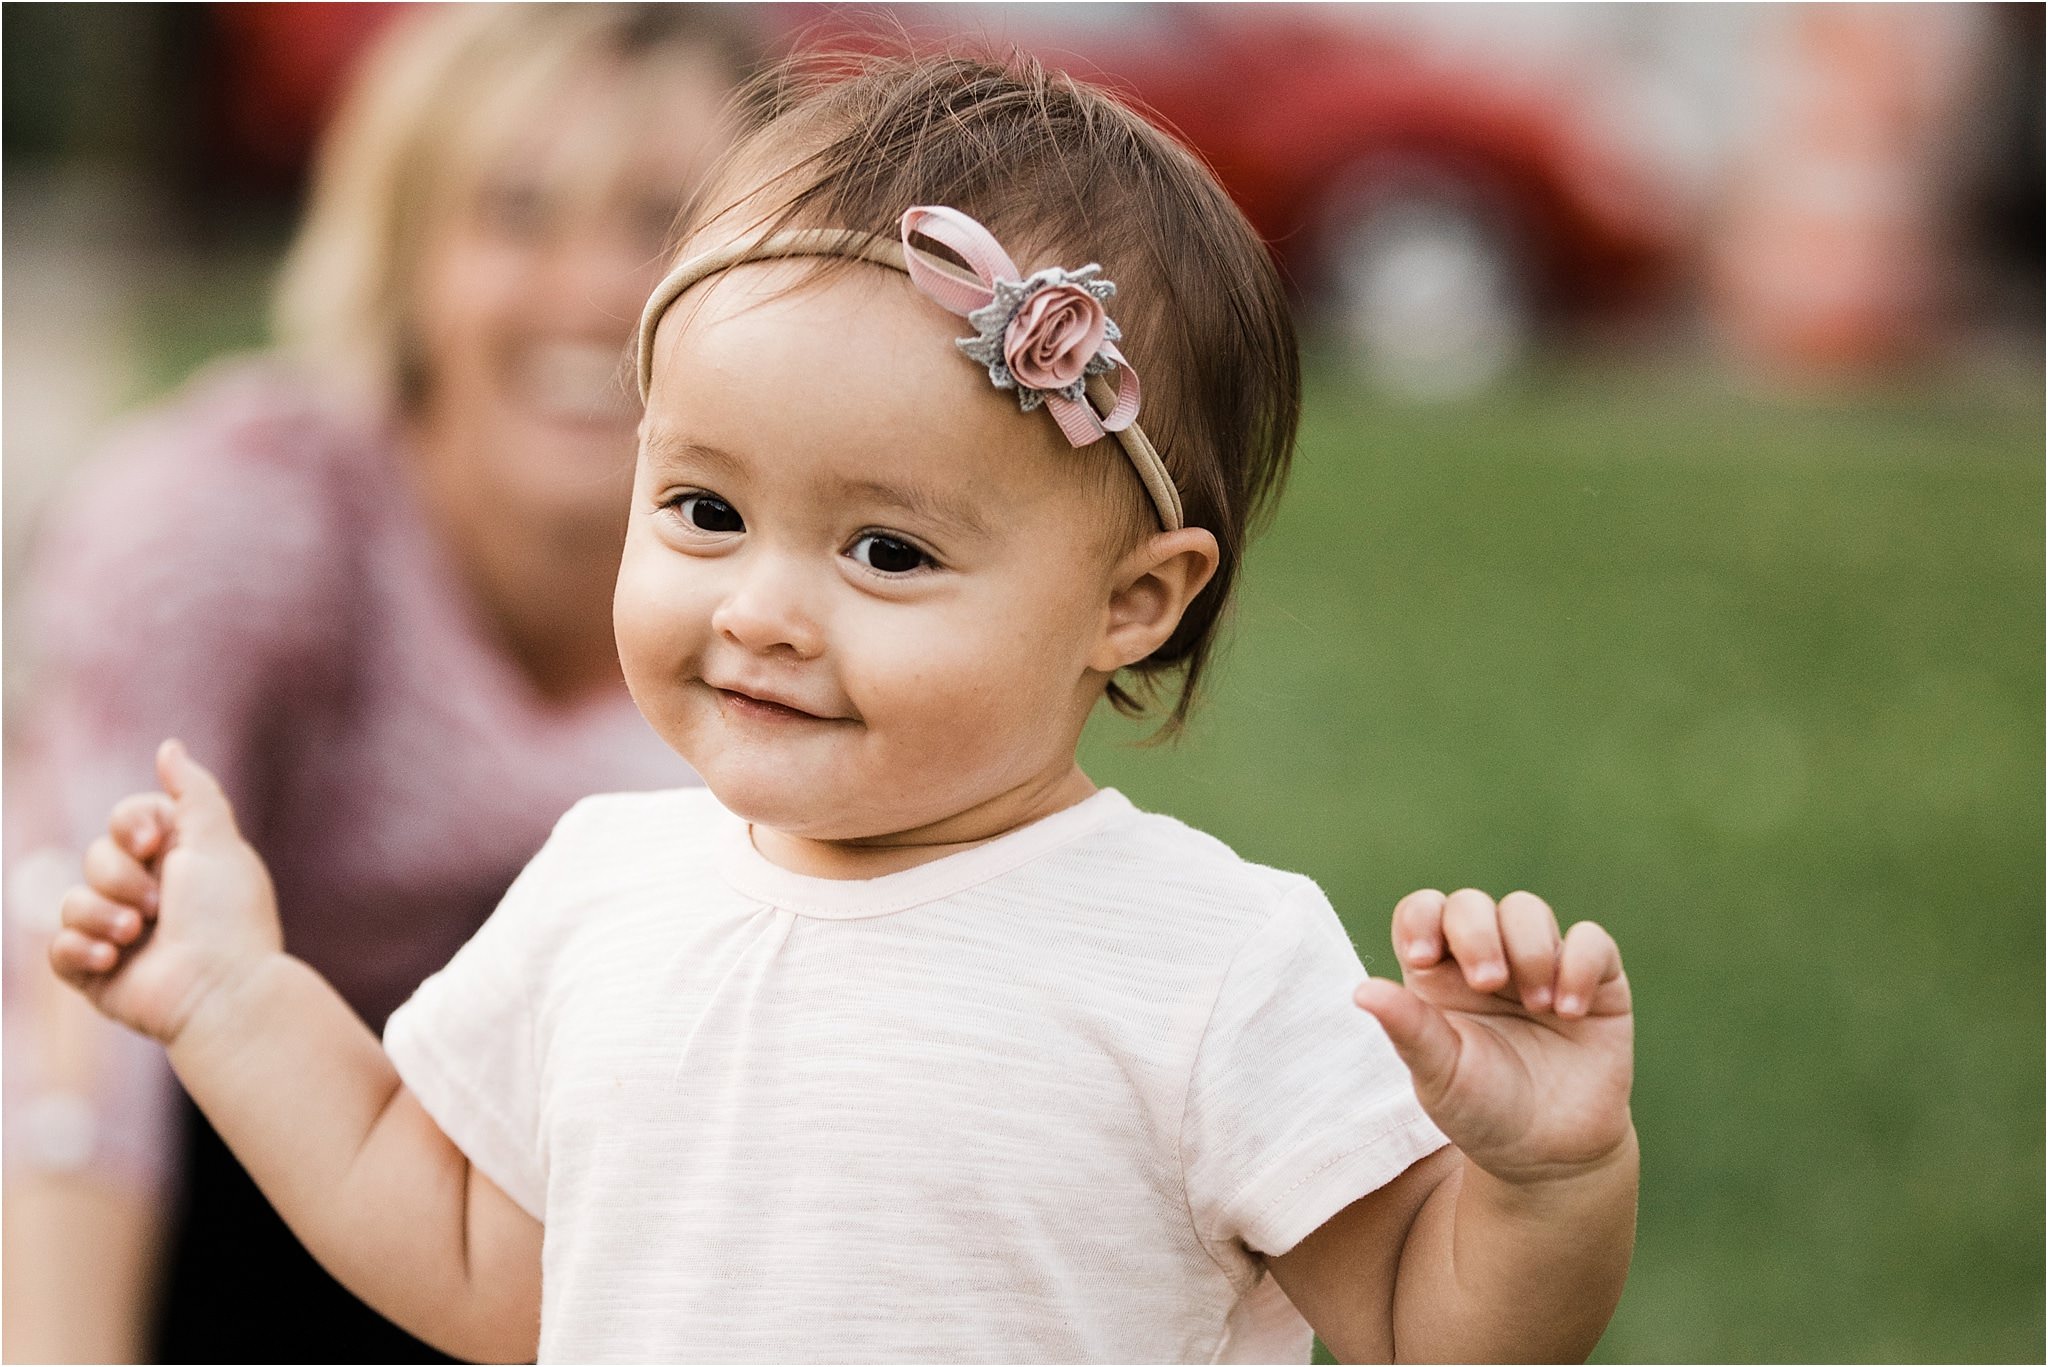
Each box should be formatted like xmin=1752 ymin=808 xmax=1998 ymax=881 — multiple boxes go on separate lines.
xmin=2 ymin=357 xmax=698 ymax=1193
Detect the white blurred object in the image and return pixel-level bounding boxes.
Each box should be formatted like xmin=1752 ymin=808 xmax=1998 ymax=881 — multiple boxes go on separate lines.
xmin=7 ymin=847 xmax=78 ymax=934
xmin=1322 ymin=189 xmax=1531 ymax=402
xmin=18 ymin=1093 xmax=99 ymax=1172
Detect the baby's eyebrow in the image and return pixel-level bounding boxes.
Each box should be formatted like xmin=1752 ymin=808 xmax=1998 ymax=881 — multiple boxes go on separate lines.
xmin=642 ymin=432 xmax=744 ymax=481
xmin=825 ymin=474 xmax=992 ymax=541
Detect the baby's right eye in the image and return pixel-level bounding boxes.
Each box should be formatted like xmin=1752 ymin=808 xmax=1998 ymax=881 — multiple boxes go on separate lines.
xmin=670 ymin=493 xmax=744 ymax=534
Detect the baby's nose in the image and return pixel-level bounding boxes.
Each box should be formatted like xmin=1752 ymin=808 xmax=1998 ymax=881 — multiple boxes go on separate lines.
xmin=710 ymin=558 xmax=826 ymax=659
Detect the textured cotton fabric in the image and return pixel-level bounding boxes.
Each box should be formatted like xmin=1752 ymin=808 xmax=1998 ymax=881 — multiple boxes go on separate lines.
xmin=385 ymin=785 xmax=1448 ymax=1362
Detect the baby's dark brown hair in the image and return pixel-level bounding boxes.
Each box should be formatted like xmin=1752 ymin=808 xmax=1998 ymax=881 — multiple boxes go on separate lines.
xmin=678 ymin=49 xmax=1301 ymax=743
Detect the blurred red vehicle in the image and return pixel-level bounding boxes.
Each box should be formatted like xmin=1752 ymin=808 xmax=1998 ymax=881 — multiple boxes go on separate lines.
xmin=777 ymin=3 xmax=1686 ymax=394
xmin=204 ymin=3 xmax=408 ymax=193
xmin=204 ymin=1 xmax=1686 ymax=394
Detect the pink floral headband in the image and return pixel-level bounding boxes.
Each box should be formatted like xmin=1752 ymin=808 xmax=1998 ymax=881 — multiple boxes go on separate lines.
xmin=634 ymin=205 xmax=1184 ymax=532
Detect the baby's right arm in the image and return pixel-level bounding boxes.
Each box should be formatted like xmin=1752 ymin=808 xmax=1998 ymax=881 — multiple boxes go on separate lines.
xmin=49 ymin=741 xmax=541 ymax=1362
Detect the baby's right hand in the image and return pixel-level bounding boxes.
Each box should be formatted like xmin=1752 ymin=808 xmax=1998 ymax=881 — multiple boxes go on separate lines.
xmin=50 ymin=740 xmax=282 ymax=1045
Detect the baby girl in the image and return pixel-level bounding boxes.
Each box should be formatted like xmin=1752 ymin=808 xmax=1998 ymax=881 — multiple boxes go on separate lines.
xmin=52 ymin=53 xmax=1636 ymax=1362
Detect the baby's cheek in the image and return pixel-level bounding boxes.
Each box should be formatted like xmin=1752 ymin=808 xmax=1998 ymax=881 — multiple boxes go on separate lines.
xmin=611 ymin=560 xmax=662 ymax=678
xmin=877 ymin=621 xmax=1069 ymax=757
xmin=613 ymin=550 xmax=706 ymax=694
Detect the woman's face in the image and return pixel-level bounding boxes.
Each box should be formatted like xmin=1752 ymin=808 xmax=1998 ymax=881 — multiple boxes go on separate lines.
xmin=407 ymin=51 xmax=735 ymax=529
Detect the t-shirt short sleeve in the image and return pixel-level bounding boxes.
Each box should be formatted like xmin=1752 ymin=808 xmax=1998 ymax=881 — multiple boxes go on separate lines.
xmin=383 ymin=800 xmax=596 ymax=1221
xmin=1181 ymin=882 xmax=1450 ymax=1262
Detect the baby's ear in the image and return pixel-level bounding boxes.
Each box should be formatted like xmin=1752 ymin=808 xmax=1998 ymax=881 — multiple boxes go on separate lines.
xmin=1091 ymin=528 xmax=1219 ymax=672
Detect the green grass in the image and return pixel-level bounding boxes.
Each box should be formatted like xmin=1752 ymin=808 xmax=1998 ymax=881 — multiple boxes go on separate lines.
xmin=1079 ymin=356 xmax=2044 ymax=1362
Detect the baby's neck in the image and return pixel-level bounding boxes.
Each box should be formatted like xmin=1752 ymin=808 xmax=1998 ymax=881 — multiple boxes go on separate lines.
xmin=747 ymin=764 xmax=1099 ymax=880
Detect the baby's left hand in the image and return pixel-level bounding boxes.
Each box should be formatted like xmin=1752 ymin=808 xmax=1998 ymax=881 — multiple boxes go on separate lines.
xmin=1352 ymin=889 xmax=1634 ymax=1186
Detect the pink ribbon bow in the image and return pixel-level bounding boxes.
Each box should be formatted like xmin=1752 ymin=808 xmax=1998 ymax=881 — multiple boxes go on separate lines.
xmin=899 ymin=205 xmax=1142 ymax=447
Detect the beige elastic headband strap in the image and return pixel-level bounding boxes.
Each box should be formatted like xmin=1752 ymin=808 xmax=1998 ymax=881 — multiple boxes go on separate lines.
xmin=634 ymin=228 xmax=1185 ymax=533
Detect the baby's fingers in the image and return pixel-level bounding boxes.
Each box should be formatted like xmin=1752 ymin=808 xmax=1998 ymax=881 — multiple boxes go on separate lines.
xmin=61 ymin=886 xmax=147 ymax=945
xmin=156 ymin=740 xmax=240 ymax=841
xmin=1498 ymin=891 xmax=1561 ymax=1011
xmin=82 ymin=834 xmax=158 ymax=914
xmin=110 ymin=793 xmax=175 ymax=863
xmin=1391 ymin=889 xmax=1447 ymax=970
xmin=1353 ymin=976 xmax=1462 ymax=1100
xmin=1555 ymin=920 xmax=1630 ymax=1017
xmin=49 ymin=926 xmax=123 ymax=984
xmin=1441 ymin=888 xmax=1509 ymax=993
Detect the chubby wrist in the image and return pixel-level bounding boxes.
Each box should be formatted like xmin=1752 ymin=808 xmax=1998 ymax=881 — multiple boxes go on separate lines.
xmin=163 ymin=951 xmax=299 ymax=1058
xmin=1462 ymin=1122 xmax=1641 ymax=1221
xmin=1412 ymin=1129 xmax=1638 ymax=1362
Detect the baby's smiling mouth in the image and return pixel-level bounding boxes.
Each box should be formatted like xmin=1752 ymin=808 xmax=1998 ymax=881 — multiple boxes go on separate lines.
xmin=707 ymin=682 xmax=846 ymax=724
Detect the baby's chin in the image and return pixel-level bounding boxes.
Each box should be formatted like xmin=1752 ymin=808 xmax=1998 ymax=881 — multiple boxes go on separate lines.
xmin=696 ymin=764 xmax=903 ymax=843
xmin=700 ymin=754 xmax=1040 ymax=860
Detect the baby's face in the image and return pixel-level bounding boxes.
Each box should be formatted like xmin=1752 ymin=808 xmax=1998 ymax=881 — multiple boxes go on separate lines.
xmin=617 ymin=260 xmax=1137 ymax=843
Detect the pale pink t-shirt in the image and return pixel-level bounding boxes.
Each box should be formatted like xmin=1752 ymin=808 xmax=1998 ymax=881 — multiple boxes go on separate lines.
xmin=384 ymin=784 xmax=1448 ymax=1363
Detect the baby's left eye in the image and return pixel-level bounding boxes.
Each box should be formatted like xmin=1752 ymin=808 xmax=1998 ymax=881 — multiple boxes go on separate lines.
xmin=848 ymin=533 xmax=932 ymax=575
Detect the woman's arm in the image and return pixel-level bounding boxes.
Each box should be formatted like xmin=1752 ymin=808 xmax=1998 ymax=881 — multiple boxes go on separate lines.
xmin=2 ymin=972 xmax=170 ymax=1367
xmin=2 ymin=1161 xmax=168 ymax=1364
xmin=5 ymin=822 xmax=184 ymax=1363
xmin=51 ymin=744 xmax=542 ymax=1362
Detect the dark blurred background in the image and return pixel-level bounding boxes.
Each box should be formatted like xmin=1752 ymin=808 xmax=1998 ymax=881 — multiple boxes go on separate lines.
xmin=4 ymin=4 xmax=2041 ymax=1361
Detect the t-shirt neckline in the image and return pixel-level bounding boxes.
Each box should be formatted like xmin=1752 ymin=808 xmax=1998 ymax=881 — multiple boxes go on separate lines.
xmin=714 ymin=787 xmax=1136 ymax=919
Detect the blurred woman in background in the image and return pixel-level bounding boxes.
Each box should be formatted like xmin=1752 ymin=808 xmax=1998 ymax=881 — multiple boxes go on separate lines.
xmin=2 ymin=6 xmax=758 ymax=1359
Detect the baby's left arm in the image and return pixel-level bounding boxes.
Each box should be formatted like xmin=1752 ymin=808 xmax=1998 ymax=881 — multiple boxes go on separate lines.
xmin=1265 ymin=889 xmax=1637 ymax=1363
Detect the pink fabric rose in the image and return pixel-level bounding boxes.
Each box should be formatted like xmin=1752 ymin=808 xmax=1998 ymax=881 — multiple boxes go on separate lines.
xmin=1003 ymin=284 xmax=1108 ymax=391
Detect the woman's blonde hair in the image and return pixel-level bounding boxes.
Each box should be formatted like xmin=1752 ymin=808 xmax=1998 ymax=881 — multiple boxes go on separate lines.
xmin=273 ymin=2 xmax=763 ymax=411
